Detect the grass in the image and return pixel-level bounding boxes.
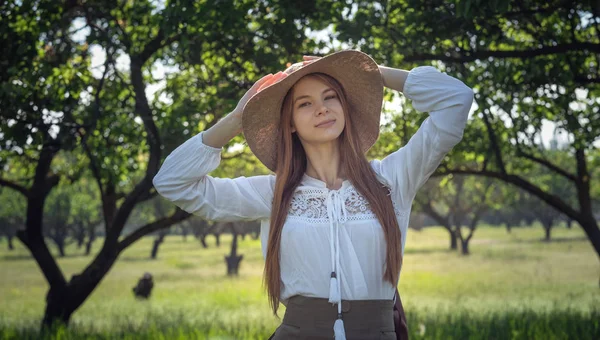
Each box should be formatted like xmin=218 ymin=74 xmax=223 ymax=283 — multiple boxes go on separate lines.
xmin=0 ymin=223 xmax=598 ymax=339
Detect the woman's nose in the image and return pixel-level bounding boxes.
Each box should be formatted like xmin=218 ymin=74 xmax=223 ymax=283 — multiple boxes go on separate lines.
xmin=316 ymin=102 xmax=329 ymax=115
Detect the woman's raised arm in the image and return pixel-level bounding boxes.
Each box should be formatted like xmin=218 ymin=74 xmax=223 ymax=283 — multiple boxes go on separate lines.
xmin=153 ymin=73 xmax=288 ymax=221
xmin=373 ymin=66 xmax=474 ymax=208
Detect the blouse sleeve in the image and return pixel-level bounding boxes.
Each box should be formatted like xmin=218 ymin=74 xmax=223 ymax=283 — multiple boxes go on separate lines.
xmin=371 ymin=66 xmax=474 ymax=208
xmin=152 ymin=131 xmax=274 ymax=221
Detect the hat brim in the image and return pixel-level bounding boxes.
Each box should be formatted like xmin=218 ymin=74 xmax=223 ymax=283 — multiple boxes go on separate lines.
xmin=242 ymin=50 xmax=384 ymax=172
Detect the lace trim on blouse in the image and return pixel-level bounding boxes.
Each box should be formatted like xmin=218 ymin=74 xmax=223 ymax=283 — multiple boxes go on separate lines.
xmin=287 ymin=185 xmax=407 ymax=223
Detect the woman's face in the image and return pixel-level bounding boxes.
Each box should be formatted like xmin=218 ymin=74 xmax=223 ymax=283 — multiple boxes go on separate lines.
xmin=290 ymin=75 xmax=345 ymax=145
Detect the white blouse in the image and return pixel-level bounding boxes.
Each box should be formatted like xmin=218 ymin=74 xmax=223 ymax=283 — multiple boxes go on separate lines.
xmin=153 ymin=66 xmax=474 ymax=308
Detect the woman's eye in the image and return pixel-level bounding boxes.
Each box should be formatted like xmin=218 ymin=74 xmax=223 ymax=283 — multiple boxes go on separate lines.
xmin=299 ymin=102 xmax=310 ymax=108
xmin=325 ymin=95 xmax=337 ymax=100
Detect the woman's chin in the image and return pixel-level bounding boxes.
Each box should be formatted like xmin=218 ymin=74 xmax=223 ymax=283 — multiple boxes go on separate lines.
xmin=311 ymin=130 xmax=344 ymax=143
xmin=296 ymin=125 xmax=344 ymax=144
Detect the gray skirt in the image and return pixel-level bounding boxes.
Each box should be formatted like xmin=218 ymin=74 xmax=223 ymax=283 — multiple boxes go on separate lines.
xmin=268 ymin=295 xmax=397 ymax=340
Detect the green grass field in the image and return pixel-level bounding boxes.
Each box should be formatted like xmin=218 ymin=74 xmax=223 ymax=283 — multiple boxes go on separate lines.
xmin=0 ymin=223 xmax=598 ymax=339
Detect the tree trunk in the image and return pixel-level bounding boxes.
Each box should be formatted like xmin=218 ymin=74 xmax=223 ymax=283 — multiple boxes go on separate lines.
xmin=566 ymin=218 xmax=572 ymax=229
xmin=544 ymin=224 xmax=552 ymax=242
xmin=7 ymin=235 xmax=14 ymax=250
xmin=75 ymin=226 xmax=85 ymax=249
xmin=578 ymin=217 xmax=600 ymax=262
xmin=199 ymin=234 xmax=208 ymax=248
xmin=225 ymin=232 xmax=243 ymax=276
xmin=56 ymin=238 xmax=66 ymax=257
xmin=84 ymin=238 xmax=93 ymax=256
xmin=444 ymin=225 xmax=458 ymax=250
xmin=540 ymin=217 xmax=554 ymax=242
xmin=41 ymin=248 xmax=120 ymax=329
xmin=85 ymin=227 xmax=96 ymax=256
xmin=181 ymin=226 xmax=188 ymax=242
xmin=443 ymin=225 xmax=457 ymax=250
xmin=42 ymin=285 xmax=73 ymax=328
xmin=505 ymin=222 xmax=511 ymax=233
xmin=454 ymin=223 xmax=471 ymax=256
xmin=450 ymin=230 xmax=458 ymax=250
xmin=214 ymin=233 xmax=220 ymax=247
xmin=150 ymin=233 xmax=166 ymax=259
xmin=460 ymin=238 xmax=470 ymax=255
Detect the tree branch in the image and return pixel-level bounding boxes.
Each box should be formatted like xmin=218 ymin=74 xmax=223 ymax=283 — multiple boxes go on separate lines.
xmin=137 ymin=189 xmax=158 ymax=203
xmin=0 ymin=178 xmax=28 ymax=197
xmin=108 ymin=49 xmax=165 ymax=243
xmin=403 ymin=43 xmax=600 ymax=63
xmin=481 ymin=109 xmax=507 ymax=174
xmin=117 ymin=208 xmax=190 ymax=251
xmin=433 ymin=168 xmax=581 ymax=222
xmin=516 ymin=149 xmax=577 ymax=181
xmin=136 ymin=29 xmax=181 ymax=64
xmin=574 ymin=75 xmax=600 ymax=84
xmin=417 ymin=197 xmax=451 ymax=229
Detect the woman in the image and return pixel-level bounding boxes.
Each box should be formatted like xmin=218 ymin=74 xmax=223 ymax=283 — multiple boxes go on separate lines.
xmin=153 ymin=50 xmax=474 ymax=340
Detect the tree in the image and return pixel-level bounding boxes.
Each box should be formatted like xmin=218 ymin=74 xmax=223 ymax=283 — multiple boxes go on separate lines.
xmin=0 ymin=188 xmax=26 ymax=250
xmin=416 ymin=174 xmax=499 ymax=254
xmin=186 ymin=217 xmax=213 ymax=248
xmin=450 ymin=175 xmax=498 ymax=255
xmin=415 ymin=179 xmax=459 ymax=250
xmin=1 ymin=0 xmax=333 ymax=329
xmin=333 ymin=0 xmax=600 ymax=263
xmin=44 ymin=186 xmax=73 ymax=257
xmin=1 ymin=1 xmax=91 ymax=329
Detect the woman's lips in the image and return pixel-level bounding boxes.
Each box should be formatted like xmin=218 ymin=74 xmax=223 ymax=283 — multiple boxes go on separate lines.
xmin=316 ymin=119 xmax=335 ymax=127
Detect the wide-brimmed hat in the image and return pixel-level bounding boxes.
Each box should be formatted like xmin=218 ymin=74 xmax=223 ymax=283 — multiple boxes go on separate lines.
xmin=241 ymin=49 xmax=384 ymax=172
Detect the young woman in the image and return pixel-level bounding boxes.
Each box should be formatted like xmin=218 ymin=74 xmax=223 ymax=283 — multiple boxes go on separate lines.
xmin=153 ymin=50 xmax=474 ymax=340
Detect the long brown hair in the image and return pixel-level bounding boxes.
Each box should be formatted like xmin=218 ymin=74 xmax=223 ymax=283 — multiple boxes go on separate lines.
xmin=263 ymin=73 xmax=403 ymax=317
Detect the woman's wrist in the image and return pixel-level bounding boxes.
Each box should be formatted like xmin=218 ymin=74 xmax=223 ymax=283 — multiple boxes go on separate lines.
xmin=202 ymin=111 xmax=242 ymax=149
xmin=378 ymin=65 xmax=410 ymax=93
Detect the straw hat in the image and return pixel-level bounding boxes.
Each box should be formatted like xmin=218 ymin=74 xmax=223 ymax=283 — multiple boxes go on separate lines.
xmin=241 ymin=49 xmax=384 ymax=172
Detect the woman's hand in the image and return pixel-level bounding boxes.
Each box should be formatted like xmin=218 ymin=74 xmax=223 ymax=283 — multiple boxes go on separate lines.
xmin=257 ymin=71 xmax=288 ymax=92
xmin=302 ymin=55 xmax=321 ymax=66
xmin=232 ymin=72 xmax=288 ymax=118
xmin=208 ymin=70 xmax=287 ymax=143
xmin=232 ymin=73 xmax=272 ymax=118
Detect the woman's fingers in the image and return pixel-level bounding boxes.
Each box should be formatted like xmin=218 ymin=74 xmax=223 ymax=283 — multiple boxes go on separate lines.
xmin=258 ymin=73 xmax=278 ymax=91
xmin=302 ymin=55 xmax=321 ymax=65
xmin=259 ymin=73 xmax=273 ymax=82
xmin=256 ymin=73 xmax=273 ymax=85
xmin=252 ymin=74 xmax=273 ymax=92
xmin=257 ymin=71 xmax=287 ymax=92
xmin=254 ymin=57 xmax=321 ymax=93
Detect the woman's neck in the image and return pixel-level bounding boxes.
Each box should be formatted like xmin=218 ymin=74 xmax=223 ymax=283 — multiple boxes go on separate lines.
xmin=302 ymin=138 xmax=346 ymax=189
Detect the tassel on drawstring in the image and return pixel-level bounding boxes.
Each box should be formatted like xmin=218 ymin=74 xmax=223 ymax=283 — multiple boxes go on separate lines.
xmin=328 ymin=271 xmax=341 ymax=304
xmin=333 ymin=314 xmax=347 ymax=340
xmin=327 ymin=191 xmax=346 ymax=339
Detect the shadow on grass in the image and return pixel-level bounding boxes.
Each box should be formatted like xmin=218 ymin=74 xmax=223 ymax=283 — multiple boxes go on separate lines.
xmin=404 ymin=247 xmax=456 ymax=255
xmin=515 ymin=236 xmax=589 ymax=244
xmin=119 ymin=257 xmax=156 ymax=262
xmin=1 ymin=253 xmax=93 ymax=261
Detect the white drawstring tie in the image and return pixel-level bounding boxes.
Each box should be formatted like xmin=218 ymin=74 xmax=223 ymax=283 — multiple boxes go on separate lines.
xmin=325 ymin=189 xmax=348 ymax=340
